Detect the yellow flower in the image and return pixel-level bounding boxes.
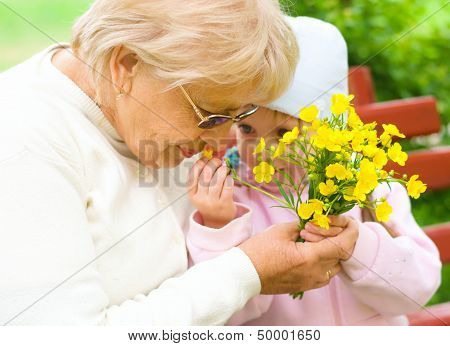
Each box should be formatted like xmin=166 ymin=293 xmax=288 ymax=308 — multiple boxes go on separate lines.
xmin=366 ymin=130 xmax=378 ymax=146
xmin=380 ymin=124 xmax=405 ymax=147
xmin=387 ymin=142 xmax=408 ymax=166
xmin=326 ymin=163 xmax=352 ymax=180
xmin=382 ymin=124 xmax=405 ymax=138
xmin=281 ymin=126 xmax=299 ymax=144
xmin=340 ymin=129 xmax=354 ymax=143
xmin=312 ymin=126 xmax=342 ymax=152
xmin=313 ymin=212 xmax=330 ymax=229
xmin=406 ymin=175 xmax=427 ymax=199
xmin=343 ymin=194 xmax=354 ymax=202
xmin=348 ymin=107 xmax=363 ymax=129
xmin=202 ymin=147 xmax=213 ymax=160
xmin=373 ymin=149 xmax=388 ymax=169
xmin=299 ymin=105 xmax=319 ymax=122
xmin=331 ymin=94 xmax=354 ymax=115
xmin=311 ymin=125 xmax=329 ymax=146
xmin=329 ymin=129 xmax=352 ymax=150
xmin=310 ymin=199 xmax=325 ymax=212
xmin=356 ymin=159 xmax=378 ymax=193
xmin=326 ymin=144 xmax=342 ymax=152
xmin=343 ymin=186 xmax=366 ymax=202
xmin=379 ymin=170 xmax=389 ymax=179
xmin=326 ymin=143 xmax=342 ymax=152
xmin=253 ymin=137 xmax=265 ymax=155
xmin=360 ymin=158 xmax=376 ymax=171
xmin=272 ymin=141 xmax=286 ymax=159
xmin=380 ymin=132 xmax=392 ymax=147
xmin=362 ymin=144 xmax=378 ymax=158
xmin=362 ymin=122 xmax=377 ymax=133
xmin=351 ymin=131 xmax=365 ymax=152
xmin=319 ymin=180 xmax=338 ymax=196
xmin=311 ymin=119 xmax=321 ymax=130
xmin=375 ymin=201 xmax=392 ymax=222
xmin=297 ymin=199 xmax=324 ymax=220
xmin=298 ymin=204 xmax=314 ymax=220
xmin=252 ymin=161 xmax=275 ymax=184
xmin=342 ymin=151 xmax=352 ymax=161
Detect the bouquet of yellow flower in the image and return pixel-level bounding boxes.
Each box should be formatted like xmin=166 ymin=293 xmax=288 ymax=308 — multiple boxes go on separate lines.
xmin=226 ymin=94 xmax=427 ymax=298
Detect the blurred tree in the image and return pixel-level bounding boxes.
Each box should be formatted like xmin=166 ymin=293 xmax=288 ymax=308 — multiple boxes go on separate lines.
xmin=280 ymin=0 xmax=450 ymax=127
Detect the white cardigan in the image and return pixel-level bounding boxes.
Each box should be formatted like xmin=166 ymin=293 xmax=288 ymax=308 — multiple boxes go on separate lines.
xmin=0 ymin=46 xmax=260 ymax=325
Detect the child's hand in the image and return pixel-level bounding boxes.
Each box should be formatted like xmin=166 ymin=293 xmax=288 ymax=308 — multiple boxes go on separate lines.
xmin=188 ymin=157 xmax=237 ymax=228
xmin=300 ymin=215 xmax=359 ymax=247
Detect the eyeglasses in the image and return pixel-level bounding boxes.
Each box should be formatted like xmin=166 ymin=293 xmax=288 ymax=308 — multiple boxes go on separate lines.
xmin=179 ymin=85 xmax=259 ymax=129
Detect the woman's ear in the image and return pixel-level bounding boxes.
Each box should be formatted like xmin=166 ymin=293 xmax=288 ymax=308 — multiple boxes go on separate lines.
xmin=109 ymin=45 xmax=139 ymax=95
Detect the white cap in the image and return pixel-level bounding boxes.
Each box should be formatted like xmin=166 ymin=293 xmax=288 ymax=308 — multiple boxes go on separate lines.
xmin=268 ymin=16 xmax=349 ymax=119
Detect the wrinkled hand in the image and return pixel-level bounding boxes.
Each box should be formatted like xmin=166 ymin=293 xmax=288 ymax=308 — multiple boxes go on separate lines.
xmin=300 ymin=215 xmax=359 ymax=254
xmin=188 ymin=157 xmax=237 ymax=228
xmin=238 ymin=220 xmax=359 ymax=294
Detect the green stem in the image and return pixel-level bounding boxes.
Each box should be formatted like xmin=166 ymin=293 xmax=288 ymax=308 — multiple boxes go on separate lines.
xmin=233 ymin=176 xmax=287 ymax=206
xmin=326 ymin=194 xmax=341 ymax=216
xmin=290 ymin=218 xmax=306 ymax=299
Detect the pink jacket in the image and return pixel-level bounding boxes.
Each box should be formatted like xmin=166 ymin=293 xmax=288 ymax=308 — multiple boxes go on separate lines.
xmin=185 ymin=181 xmax=442 ymax=325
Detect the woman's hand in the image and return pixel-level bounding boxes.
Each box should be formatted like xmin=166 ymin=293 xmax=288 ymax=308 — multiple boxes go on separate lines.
xmin=188 ymin=157 xmax=237 ymax=228
xmin=239 ymin=220 xmax=358 ymax=294
xmin=300 ymin=215 xmax=359 ymax=250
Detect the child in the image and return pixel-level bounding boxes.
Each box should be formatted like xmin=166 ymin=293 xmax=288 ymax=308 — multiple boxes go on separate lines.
xmin=185 ymin=16 xmax=441 ymax=325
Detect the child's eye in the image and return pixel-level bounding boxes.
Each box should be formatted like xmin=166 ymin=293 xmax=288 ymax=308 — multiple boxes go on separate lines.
xmin=277 ymin=128 xmax=289 ymax=138
xmin=238 ymin=124 xmax=254 ymax=134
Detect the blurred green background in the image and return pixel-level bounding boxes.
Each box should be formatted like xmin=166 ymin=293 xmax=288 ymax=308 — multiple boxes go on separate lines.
xmin=0 ymin=0 xmax=449 ymax=305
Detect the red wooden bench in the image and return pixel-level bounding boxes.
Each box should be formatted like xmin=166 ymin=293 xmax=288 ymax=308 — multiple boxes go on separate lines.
xmin=349 ymin=66 xmax=450 ymax=326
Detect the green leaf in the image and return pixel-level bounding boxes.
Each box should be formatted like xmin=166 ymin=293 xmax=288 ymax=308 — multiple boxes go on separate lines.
xmin=274 ymin=178 xmax=292 ymax=207
xmin=278 ymin=168 xmax=296 ymax=187
xmin=334 ymin=203 xmax=357 ymax=214
xmin=270 ymin=205 xmax=295 ymax=210
xmin=287 ymin=189 xmax=296 ymax=207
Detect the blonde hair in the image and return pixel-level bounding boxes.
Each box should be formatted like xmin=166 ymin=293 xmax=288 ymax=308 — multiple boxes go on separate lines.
xmin=71 ymin=0 xmax=298 ymax=104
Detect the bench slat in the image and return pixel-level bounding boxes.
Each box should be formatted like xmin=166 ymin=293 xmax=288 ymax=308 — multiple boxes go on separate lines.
xmin=408 ymin=302 xmax=450 ymax=326
xmin=424 ymin=222 xmax=450 ymax=264
xmin=385 ymin=147 xmax=450 ymax=191
xmin=356 ymin=96 xmax=441 ymax=138
xmin=348 ymin=66 xmax=376 ymax=106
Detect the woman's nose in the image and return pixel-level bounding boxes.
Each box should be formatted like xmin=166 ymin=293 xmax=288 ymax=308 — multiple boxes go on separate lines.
xmin=199 ymin=122 xmax=233 ymax=155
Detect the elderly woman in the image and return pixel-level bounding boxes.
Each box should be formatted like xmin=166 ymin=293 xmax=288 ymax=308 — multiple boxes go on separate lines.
xmin=0 ymin=0 xmax=357 ymax=325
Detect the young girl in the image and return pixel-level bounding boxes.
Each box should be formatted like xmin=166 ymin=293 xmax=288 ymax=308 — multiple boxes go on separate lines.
xmin=185 ymin=16 xmax=441 ymax=325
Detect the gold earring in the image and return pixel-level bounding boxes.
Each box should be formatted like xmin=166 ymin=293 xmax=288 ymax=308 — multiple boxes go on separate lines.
xmin=116 ymin=90 xmax=124 ymax=101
